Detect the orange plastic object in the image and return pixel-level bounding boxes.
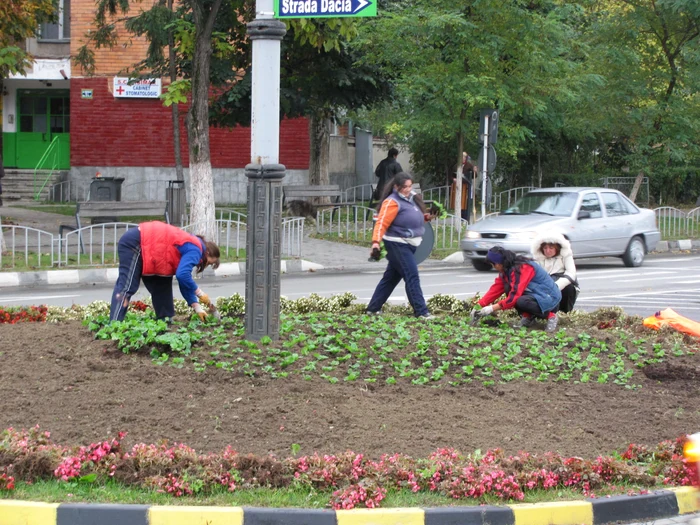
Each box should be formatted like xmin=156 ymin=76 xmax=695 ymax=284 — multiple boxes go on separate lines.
xmin=643 ymin=308 xmax=700 ymax=337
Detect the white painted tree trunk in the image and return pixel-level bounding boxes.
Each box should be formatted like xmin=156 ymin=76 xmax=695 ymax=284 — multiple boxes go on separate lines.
xmin=188 ymin=159 xmax=216 ymax=239
xmin=185 ymin=0 xmax=221 ymax=240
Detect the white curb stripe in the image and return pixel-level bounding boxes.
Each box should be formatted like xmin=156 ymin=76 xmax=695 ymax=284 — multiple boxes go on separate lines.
xmin=46 ymin=270 xmax=80 ymax=285
xmin=214 ymin=263 xmax=241 ymax=277
xmin=0 ymin=273 xmax=20 ymax=287
xmin=301 ymin=260 xmax=324 ymax=271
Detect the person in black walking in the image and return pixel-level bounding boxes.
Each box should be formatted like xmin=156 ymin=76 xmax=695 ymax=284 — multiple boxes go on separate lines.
xmin=373 ymin=147 xmax=403 ymax=202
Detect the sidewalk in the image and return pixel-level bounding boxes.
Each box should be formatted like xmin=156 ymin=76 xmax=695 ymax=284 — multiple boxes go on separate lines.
xmin=1 ymin=203 xmax=699 ymax=287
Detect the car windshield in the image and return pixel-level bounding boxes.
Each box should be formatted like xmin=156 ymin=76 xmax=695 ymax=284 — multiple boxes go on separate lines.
xmin=503 ymin=191 xmax=578 ymax=217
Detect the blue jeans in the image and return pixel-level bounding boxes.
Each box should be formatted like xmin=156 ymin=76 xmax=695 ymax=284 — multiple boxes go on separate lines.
xmin=109 ymin=228 xmax=175 ymax=321
xmin=367 ymin=240 xmax=429 ymax=316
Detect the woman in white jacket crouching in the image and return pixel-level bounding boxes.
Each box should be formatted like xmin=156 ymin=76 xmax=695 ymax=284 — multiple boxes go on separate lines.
xmin=531 ymin=232 xmax=579 ymax=313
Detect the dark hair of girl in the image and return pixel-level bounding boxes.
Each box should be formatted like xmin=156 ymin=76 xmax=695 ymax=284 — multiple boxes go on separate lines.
xmin=195 ymin=236 xmax=221 ymax=273
xmin=489 ymin=246 xmax=531 ymax=272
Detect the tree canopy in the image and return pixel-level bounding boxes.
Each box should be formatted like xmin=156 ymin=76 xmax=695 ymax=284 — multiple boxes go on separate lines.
xmin=353 ymin=0 xmax=700 ymax=204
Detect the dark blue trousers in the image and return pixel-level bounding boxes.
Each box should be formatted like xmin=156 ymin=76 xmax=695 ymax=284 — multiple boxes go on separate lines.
xmin=367 ymin=240 xmax=429 ymax=317
xmin=109 ymin=228 xmax=175 ymax=321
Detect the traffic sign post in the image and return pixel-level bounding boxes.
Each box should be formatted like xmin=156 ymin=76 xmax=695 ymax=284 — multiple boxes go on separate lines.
xmin=479 ymin=109 xmax=498 ymax=219
xmin=275 ymin=0 xmax=376 ymax=18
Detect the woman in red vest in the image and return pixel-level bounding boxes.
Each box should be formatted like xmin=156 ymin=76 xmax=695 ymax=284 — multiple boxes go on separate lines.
xmin=109 ymin=221 xmax=221 ymax=322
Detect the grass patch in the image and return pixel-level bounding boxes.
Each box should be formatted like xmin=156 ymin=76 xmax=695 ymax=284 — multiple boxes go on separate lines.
xmin=3 ymin=479 xmax=658 ymax=507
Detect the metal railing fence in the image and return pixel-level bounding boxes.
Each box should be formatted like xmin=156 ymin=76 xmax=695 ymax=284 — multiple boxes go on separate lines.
xmin=316 ymin=205 xmax=376 ymax=242
xmin=422 ymin=186 xmax=451 ymax=208
xmin=0 ymin=215 xmax=304 ymax=269
xmin=490 ymin=186 xmax=537 ymax=212
xmin=315 ymin=205 xmax=465 ymax=253
xmin=341 ymin=184 xmax=374 ymax=204
xmin=654 ymin=207 xmax=700 ymax=239
xmin=61 ymin=223 xmax=138 ymax=267
xmin=49 ymin=180 xmax=90 ymax=203
xmin=0 ymin=225 xmax=56 ymax=269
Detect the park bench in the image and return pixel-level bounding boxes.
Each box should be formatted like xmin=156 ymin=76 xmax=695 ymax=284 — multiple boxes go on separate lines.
xmin=74 ymin=200 xmax=170 ymax=230
xmin=282 ymin=184 xmax=344 ymax=207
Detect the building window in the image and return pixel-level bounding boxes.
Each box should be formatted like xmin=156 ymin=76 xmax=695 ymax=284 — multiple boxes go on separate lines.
xmin=40 ymin=0 xmax=70 ymax=42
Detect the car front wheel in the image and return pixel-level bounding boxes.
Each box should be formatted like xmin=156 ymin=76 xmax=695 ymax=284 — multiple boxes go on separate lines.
xmin=622 ymin=235 xmax=646 ymax=267
xmin=471 ymin=259 xmax=492 ymax=272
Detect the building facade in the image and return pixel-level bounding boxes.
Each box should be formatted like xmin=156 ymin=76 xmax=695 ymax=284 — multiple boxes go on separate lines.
xmin=1 ymin=0 xmax=311 ymax=204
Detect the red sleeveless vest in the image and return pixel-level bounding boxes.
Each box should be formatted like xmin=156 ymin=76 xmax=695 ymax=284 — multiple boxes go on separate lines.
xmin=139 ymin=222 xmax=203 ymax=276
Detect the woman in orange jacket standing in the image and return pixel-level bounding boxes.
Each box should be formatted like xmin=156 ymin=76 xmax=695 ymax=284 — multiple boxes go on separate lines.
xmin=367 ymin=173 xmax=435 ymax=318
xmin=109 ymin=221 xmax=221 ymax=322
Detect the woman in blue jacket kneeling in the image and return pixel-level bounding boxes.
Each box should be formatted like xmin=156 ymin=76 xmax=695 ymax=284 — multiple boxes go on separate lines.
xmin=471 ymin=246 xmax=562 ymax=332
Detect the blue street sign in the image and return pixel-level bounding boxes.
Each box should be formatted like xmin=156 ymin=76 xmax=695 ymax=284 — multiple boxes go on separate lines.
xmin=275 ymin=0 xmax=376 ymax=18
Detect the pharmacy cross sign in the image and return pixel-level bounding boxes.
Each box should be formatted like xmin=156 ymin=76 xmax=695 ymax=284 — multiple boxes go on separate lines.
xmin=274 ymin=0 xmax=376 ymax=18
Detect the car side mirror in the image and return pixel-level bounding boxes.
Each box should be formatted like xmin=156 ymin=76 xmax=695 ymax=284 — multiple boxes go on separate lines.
xmin=577 ymin=210 xmax=591 ymax=220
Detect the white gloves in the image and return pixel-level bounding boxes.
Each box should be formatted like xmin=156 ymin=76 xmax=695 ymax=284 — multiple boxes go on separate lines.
xmin=192 ymin=302 xmax=207 ymax=322
xmin=470 ymin=305 xmax=495 ymax=324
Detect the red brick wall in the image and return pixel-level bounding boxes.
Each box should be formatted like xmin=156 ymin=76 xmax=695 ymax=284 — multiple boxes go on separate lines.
xmin=70 ymin=78 xmax=310 ymax=169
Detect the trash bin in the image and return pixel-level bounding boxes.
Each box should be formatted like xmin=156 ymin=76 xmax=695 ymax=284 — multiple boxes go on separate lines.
xmin=89 ymin=177 xmax=125 ymax=202
xmin=166 ymin=180 xmax=187 ymax=226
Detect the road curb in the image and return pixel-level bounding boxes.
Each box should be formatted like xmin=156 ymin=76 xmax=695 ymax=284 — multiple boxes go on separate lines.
xmin=1 ymin=488 xmax=697 ymax=524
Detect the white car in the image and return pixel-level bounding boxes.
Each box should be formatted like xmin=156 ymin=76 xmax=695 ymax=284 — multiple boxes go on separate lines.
xmin=461 ymin=187 xmax=661 ymax=271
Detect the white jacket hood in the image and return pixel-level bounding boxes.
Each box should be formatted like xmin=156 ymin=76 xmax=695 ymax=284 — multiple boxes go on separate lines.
xmin=531 ymin=232 xmax=572 ymax=259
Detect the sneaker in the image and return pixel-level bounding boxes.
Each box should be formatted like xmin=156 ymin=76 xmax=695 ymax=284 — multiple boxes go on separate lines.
xmin=520 ymin=315 xmax=536 ymax=328
xmin=366 ymin=310 xmax=382 ymax=316
xmin=417 ymin=313 xmax=435 ymax=320
xmin=545 ymin=314 xmax=559 ymax=333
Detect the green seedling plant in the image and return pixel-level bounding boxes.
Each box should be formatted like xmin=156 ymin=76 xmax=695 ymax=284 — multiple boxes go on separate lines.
xmin=81 ymin=294 xmax=697 ymax=390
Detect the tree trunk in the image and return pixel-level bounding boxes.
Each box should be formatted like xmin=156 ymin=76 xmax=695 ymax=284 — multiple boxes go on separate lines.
xmin=187 ymin=0 xmax=222 ymax=240
xmin=629 ymin=171 xmax=645 ymax=203
xmin=308 ymin=113 xmax=331 ymax=204
xmin=454 ymin=131 xmax=464 ymax=234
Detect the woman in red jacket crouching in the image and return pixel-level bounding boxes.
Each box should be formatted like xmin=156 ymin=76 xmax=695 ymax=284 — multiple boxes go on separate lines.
xmin=109 ymin=221 xmax=220 ymax=322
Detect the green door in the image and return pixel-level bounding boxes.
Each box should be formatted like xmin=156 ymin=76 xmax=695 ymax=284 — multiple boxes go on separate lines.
xmin=15 ymin=90 xmax=70 ymax=169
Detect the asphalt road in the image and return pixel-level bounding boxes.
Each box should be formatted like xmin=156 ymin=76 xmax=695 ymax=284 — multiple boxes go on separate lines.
xmin=0 ymin=253 xmax=698 ymax=318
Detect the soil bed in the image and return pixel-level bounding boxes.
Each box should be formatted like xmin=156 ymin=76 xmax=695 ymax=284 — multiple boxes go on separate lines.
xmin=2 ymin=312 xmax=700 ymax=459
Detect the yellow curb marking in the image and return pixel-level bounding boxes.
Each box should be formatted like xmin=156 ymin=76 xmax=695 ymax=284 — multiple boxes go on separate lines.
xmin=510 ymin=500 xmax=593 ymax=525
xmin=0 ymin=500 xmax=59 ymax=525
xmin=336 ymin=507 xmax=425 ymax=525
xmin=669 ymin=486 xmax=700 ymax=514
xmin=148 ymin=505 xmax=244 ymax=525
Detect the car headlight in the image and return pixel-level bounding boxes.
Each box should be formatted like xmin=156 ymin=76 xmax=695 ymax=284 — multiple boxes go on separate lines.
xmin=465 ymin=231 xmax=481 ymax=239
xmin=510 ymin=231 xmax=537 ymax=241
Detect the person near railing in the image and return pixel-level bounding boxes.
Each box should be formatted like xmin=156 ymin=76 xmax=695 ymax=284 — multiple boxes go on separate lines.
xmin=531 ymin=233 xmax=579 ymax=313
xmin=449 ymin=151 xmax=478 ymax=221
xmin=470 ymin=246 xmax=562 ymax=332
xmin=367 ymin=173 xmax=436 ymax=319
xmin=373 ymin=147 xmax=403 ymax=202
xmin=109 ymin=221 xmax=221 ymax=323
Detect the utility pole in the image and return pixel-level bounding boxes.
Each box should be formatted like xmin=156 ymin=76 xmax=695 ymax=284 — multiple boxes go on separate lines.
xmin=480 ymin=115 xmax=490 ymax=219
xmin=244 ymin=0 xmax=286 ymax=340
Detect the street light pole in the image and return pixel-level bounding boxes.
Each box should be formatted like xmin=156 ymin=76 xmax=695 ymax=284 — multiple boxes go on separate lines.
xmin=481 ymin=115 xmax=490 ymax=219
xmin=244 ymin=0 xmax=287 ymax=340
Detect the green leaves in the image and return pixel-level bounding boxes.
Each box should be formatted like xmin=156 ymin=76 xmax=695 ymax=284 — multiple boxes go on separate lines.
xmin=86 ymin=306 xmax=694 ymax=389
